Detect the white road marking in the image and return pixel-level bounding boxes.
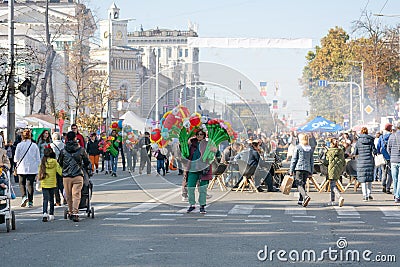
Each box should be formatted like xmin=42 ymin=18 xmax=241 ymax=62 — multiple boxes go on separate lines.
xmin=292 ymin=220 xmax=317 ymax=223
xmin=245 ymin=219 xmax=270 ymax=223
xmin=285 ymin=206 xmax=307 ymax=215
xmin=98 ymin=176 xmax=134 ymax=186
xmin=116 ymin=213 xmax=141 ymax=216
xmin=150 ymin=218 xmax=176 ymax=221
xmin=121 ymin=188 xmax=181 ymax=213
xmin=387 ymin=221 xmax=400 ymax=224
xmin=204 ymin=214 xmax=227 ymax=217
xmin=228 ymin=205 xmax=255 ymax=215
xmin=16 ymin=218 xmax=38 ymax=221
xmin=337 ymin=216 xmax=360 ymax=219
xmin=160 ymin=213 xmax=183 ymax=216
xmin=334 ymin=206 xmax=360 ymax=216
xmin=103 ymin=217 xmax=130 ymax=221
xmin=380 ymin=207 xmax=400 ymax=217
xmin=292 ymin=215 xmax=316 ymax=219
xmin=197 ymin=219 xmax=223 ymax=222
xmin=339 ymin=221 xmax=365 ymax=224
xmin=248 ymin=215 xmax=271 ymax=218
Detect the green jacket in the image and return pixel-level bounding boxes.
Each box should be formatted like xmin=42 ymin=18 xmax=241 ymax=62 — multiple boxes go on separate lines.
xmin=326 ymin=147 xmax=345 ymax=180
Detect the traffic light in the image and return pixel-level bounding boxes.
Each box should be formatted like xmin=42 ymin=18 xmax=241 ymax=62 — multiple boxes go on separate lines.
xmin=18 ymin=78 xmax=32 ymax=97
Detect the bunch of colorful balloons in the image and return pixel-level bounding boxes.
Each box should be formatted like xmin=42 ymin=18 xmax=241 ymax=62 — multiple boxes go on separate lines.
xmin=150 ymin=105 xmax=191 ymax=150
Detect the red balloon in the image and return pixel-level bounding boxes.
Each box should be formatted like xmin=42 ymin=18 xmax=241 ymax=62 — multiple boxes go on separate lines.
xmin=189 ymin=116 xmax=201 ymax=127
xmin=151 ymin=129 xmax=162 ymax=143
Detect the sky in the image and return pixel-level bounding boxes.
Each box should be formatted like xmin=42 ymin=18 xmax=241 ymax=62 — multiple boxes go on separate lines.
xmin=89 ymin=0 xmax=400 ymax=126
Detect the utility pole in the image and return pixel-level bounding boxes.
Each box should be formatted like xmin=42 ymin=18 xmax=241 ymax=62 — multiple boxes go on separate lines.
xmin=155 ymin=48 xmax=159 ymax=123
xmin=7 ymin=0 xmax=15 ymax=142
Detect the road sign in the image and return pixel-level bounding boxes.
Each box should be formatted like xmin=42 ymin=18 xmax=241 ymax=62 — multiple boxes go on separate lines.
xmin=318 ymin=80 xmax=328 ymax=87
xmin=364 ymin=105 xmax=374 ymax=114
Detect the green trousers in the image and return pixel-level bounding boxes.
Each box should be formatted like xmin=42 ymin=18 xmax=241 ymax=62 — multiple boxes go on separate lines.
xmin=187 ymin=172 xmax=209 ymax=206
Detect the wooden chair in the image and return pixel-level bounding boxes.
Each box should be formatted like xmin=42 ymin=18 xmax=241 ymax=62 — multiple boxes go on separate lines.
xmin=234 ymin=160 xmax=258 ymax=193
xmin=208 ymin=163 xmax=228 ymax=191
xmin=306 ymin=176 xmax=322 ymax=192
xmin=319 ymin=179 xmax=345 ymax=193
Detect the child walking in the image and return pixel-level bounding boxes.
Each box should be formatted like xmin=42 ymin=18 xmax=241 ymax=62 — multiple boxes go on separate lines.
xmin=38 ymin=147 xmax=62 ymax=222
xmin=154 ymin=148 xmax=166 ymax=176
xmin=326 ymin=138 xmax=345 ymax=207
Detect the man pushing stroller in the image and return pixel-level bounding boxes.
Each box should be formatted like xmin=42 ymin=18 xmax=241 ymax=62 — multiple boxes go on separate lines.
xmin=58 ymin=131 xmax=92 ymax=222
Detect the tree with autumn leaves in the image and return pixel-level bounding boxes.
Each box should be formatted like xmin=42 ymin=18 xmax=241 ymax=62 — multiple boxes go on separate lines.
xmin=301 ymin=13 xmax=400 ymax=124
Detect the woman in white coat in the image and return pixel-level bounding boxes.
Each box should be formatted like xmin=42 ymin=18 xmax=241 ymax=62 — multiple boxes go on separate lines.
xmin=14 ymin=129 xmax=40 ymax=208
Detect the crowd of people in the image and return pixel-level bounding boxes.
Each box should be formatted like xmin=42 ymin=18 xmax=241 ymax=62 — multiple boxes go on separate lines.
xmin=2 ymin=122 xmax=400 ymax=221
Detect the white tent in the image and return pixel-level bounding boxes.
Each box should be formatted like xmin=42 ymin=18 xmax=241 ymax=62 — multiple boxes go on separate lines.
xmin=119 ymin=111 xmax=147 ymax=130
xmin=0 ymin=115 xmax=7 ymax=128
xmin=23 ymin=117 xmax=54 ymax=128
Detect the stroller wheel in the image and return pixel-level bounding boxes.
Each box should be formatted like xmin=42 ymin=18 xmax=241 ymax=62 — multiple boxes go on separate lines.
xmin=91 ymin=207 xmax=95 ymax=219
xmin=6 ymin=218 xmax=10 ymax=232
xmin=11 ymin=211 xmax=16 ymax=230
xmin=63 ymin=209 xmax=68 ymax=220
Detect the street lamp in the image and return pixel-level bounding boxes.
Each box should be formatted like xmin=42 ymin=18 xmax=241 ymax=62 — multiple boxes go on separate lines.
xmin=348 ymin=60 xmax=364 ymax=124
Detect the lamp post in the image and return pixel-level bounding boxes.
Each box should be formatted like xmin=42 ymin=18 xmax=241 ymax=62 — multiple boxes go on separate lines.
xmin=7 ymin=0 xmax=15 ymax=142
xmin=348 ymin=60 xmax=364 ymax=124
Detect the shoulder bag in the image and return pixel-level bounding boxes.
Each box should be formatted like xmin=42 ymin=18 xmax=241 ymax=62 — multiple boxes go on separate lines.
xmin=14 ymin=141 xmax=33 ymax=177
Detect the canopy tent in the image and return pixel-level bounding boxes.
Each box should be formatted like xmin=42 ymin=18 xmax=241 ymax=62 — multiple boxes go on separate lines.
xmin=0 ymin=115 xmax=7 ymax=128
xmin=119 ymin=111 xmax=148 ymax=130
xmin=297 ymin=116 xmax=342 ymax=132
xmin=23 ymin=116 xmax=54 ymax=128
xmin=0 ymin=115 xmax=28 ymax=129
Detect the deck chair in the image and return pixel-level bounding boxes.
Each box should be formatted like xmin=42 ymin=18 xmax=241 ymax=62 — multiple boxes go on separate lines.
xmin=208 ymin=163 xmax=228 ymax=191
xmin=234 ymin=160 xmax=258 ymax=193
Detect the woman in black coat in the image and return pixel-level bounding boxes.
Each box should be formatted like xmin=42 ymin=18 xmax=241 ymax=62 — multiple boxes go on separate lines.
xmin=354 ymin=127 xmax=377 ymax=201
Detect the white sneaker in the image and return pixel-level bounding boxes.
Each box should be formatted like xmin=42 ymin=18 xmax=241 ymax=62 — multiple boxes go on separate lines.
xmin=182 ymin=196 xmax=188 ymax=202
xmin=338 ymin=197 xmax=344 ymax=207
xmin=48 ymin=215 xmax=55 ymax=221
xmin=206 ymin=194 xmax=212 ymax=199
xmin=42 ymin=213 xmax=48 ymax=222
xmin=21 ymin=196 xmax=28 ymax=207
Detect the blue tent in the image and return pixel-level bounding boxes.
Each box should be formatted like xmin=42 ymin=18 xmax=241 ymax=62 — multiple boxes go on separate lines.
xmin=297 ymin=116 xmax=342 ymax=132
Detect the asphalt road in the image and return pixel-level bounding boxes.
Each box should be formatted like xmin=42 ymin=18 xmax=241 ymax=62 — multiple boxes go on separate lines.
xmin=1 ymin=166 xmax=399 ymax=267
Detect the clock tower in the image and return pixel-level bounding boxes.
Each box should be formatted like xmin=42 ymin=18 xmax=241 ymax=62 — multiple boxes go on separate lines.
xmin=99 ymin=2 xmax=128 ymax=48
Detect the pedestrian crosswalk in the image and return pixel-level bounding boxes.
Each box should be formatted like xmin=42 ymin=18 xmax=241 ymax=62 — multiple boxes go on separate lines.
xmin=12 ymin=201 xmax=400 ymax=226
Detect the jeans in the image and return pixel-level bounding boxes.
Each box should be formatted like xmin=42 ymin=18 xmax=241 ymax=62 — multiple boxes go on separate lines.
xmin=54 ymin=174 xmax=64 ymax=204
xmin=382 ymin=162 xmax=392 ymax=190
xmin=187 ymin=171 xmax=209 ymax=206
xmin=330 ymin=180 xmax=342 ymax=202
xmin=19 ymin=174 xmax=36 ymax=203
xmin=126 ymin=149 xmax=137 ymax=171
xmin=295 ymin=171 xmax=309 ymax=202
xmin=374 ymin=165 xmax=382 ymax=181
xmin=140 ymin=153 xmax=151 ymax=174
xmin=157 ymin=159 xmax=165 ymax=175
xmin=42 ymin=188 xmax=55 ymax=215
xmin=361 ymin=182 xmax=372 ymax=198
xmin=391 ymin=162 xmax=400 ymax=198
xmin=110 ymin=154 xmax=118 ymax=173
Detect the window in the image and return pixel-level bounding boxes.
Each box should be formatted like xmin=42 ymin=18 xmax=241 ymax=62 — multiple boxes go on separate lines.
xmin=168 ymin=48 xmax=172 ymax=58
xmin=179 ymin=49 xmax=183 ymax=58
xmin=185 ymin=49 xmax=188 ymax=57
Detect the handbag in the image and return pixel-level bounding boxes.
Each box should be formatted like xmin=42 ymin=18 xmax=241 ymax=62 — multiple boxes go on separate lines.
xmin=14 ymin=141 xmax=33 ymax=177
xmin=375 ymin=154 xmax=386 ymax=167
xmin=280 ymin=175 xmax=294 ymax=195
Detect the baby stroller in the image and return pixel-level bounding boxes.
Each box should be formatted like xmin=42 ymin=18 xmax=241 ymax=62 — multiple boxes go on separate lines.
xmin=63 ymin=172 xmax=94 ymax=219
xmin=0 ymin=166 xmax=16 ymax=232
